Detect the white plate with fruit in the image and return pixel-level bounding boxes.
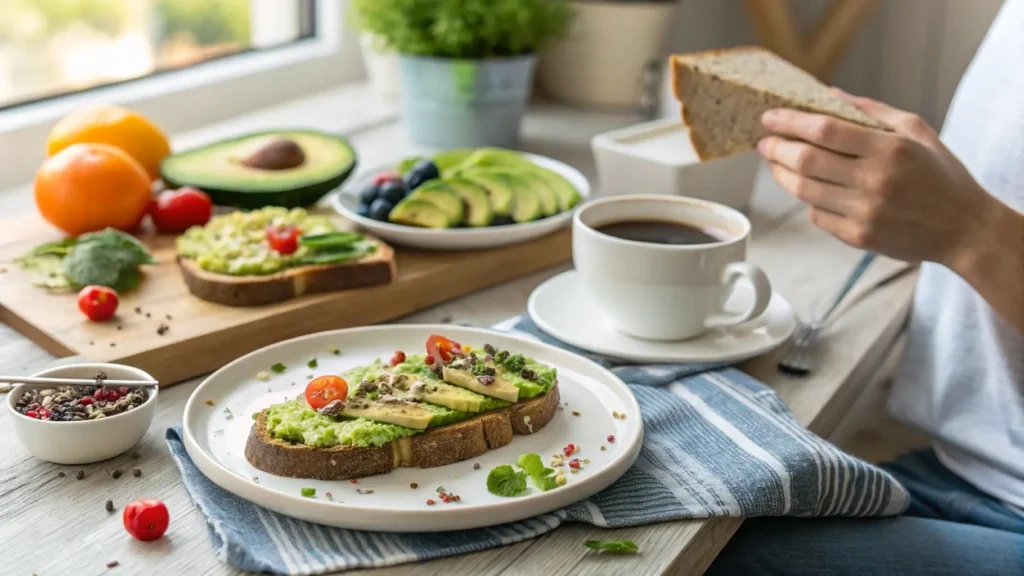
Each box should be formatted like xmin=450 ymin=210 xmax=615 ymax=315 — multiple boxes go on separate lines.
xmin=330 ymin=148 xmax=591 ymax=250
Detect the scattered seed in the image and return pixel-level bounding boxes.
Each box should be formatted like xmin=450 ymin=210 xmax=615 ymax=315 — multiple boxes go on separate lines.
xmin=328 ymin=346 xmax=340 ymax=355
xmin=166 ymin=314 xmax=172 ymax=320
xmin=410 ymin=483 xmax=418 ymax=489
xmin=205 ymin=399 xmax=215 ymax=406
xmin=89 ymin=340 xmax=94 ymax=346
xmin=131 ymin=451 xmax=140 ymax=460
xmin=111 ymin=468 xmax=122 ymax=479
xmin=572 ymin=411 xmax=580 ymax=416
xmin=134 ymin=307 xmax=141 ymax=314
xmin=0 ymin=267 xmax=6 ymax=273
xmin=110 ymin=342 xmax=116 ymax=347
xmin=76 ymin=470 xmax=85 ymax=480
xmin=306 ymin=374 xmax=314 ymax=379
xmin=256 ymin=371 xmax=271 ymax=382
xmin=600 ymin=445 xmax=606 ymax=451
xmin=106 ymin=560 xmax=119 ymax=568
xmin=473 ymin=463 xmax=480 ymax=470
xmin=145 ymin=312 xmax=151 ymax=318
xmin=440 ymin=316 xmax=453 ymax=324
xmin=349 ymin=479 xmax=358 ymax=484
xmin=58 ymin=472 xmax=65 ymax=478
xmin=156 ymin=324 xmax=169 ymax=336
xmin=357 ymin=489 xmax=375 ymax=495
xmin=583 ymin=459 xmax=590 ymax=464
xmin=557 ymin=406 xmax=564 ymax=411
xmin=252 ymin=476 xmax=260 ymax=484
xmin=426 ymin=499 xmax=436 ymax=505
xmin=116 ymin=326 xmax=123 ymax=331
xmin=607 ymin=435 xmax=615 ymax=443
xmin=325 ymin=492 xmax=333 ymax=500
xmin=105 ymin=500 xmax=114 ymax=512
xmin=132 ymin=468 xmax=142 ymax=478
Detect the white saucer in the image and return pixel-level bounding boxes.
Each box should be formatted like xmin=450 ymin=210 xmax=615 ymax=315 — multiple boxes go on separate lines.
xmin=528 ymin=270 xmax=797 ymax=364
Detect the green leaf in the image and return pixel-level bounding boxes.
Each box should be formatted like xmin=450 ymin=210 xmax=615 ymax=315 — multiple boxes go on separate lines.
xmin=112 ymin=267 xmax=142 ymax=293
xmin=271 ymin=363 xmax=287 ymax=373
xmin=77 ymin=228 xmax=155 ymax=266
xmin=518 ymin=453 xmax=559 ymax=491
xmin=63 ymin=243 xmax=121 ymax=288
xmin=307 ymin=358 xmax=318 ymax=369
xmin=20 ymin=238 xmax=77 ymax=259
xmin=301 ymin=487 xmax=316 ymax=498
xmin=486 ymin=464 xmax=527 ymax=497
xmin=18 ymin=254 xmax=72 ymax=290
xmin=299 ymin=232 xmax=364 ymax=250
xmin=293 ymin=240 xmax=376 ymax=266
xmin=584 ymin=540 xmax=639 ymax=554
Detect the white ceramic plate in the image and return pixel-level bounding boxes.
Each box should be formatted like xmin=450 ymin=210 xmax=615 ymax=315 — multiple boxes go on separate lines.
xmin=182 ymin=325 xmax=642 ymax=532
xmin=329 ymin=153 xmax=591 ymax=251
xmin=529 ymin=270 xmax=797 ymax=364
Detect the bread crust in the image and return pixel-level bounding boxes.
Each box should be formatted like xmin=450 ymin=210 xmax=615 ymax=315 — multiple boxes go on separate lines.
xmin=244 ymin=384 xmax=561 ymax=480
xmin=177 ymin=240 xmax=396 ymax=307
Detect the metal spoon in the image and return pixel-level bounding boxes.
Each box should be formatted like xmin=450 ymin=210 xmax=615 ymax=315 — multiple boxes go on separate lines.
xmin=0 ymin=375 xmax=159 ymax=389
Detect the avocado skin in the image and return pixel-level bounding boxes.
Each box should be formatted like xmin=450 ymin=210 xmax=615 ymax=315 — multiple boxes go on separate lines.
xmin=159 ymin=130 xmax=358 ymax=209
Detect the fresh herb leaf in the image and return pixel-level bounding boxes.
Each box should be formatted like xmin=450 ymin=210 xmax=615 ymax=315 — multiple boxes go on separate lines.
xmin=29 ymin=229 xmax=154 ymax=292
xmin=223 ymin=407 xmax=233 ymax=420
xmin=307 ymin=358 xmax=318 ymax=369
xmin=436 ymin=485 xmax=446 ymax=493
xmin=77 ymin=228 xmax=155 ymax=266
xmin=486 ymin=465 xmax=527 ymax=497
xmin=18 ymin=254 xmax=72 ymax=289
xmin=63 ymin=242 xmax=122 ymax=288
xmin=584 ymin=540 xmax=639 ymax=554
xmin=299 ymin=232 xmax=364 ymax=250
xmin=518 ymin=453 xmax=558 ymax=491
xmin=271 ymin=363 xmax=287 ymax=373
xmin=292 ymin=240 xmax=376 ymax=266
xmin=502 ymin=354 xmax=526 ymax=373
xmin=251 ymin=412 xmax=259 ymax=421
xmin=113 ymin=267 xmax=142 ymax=292
xmin=21 ymin=238 xmax=76 ymax=259
xmin=329 ymin=346 xmax=341 ymax=355
xmin=301 ymin=487 xmax=316 ymax=498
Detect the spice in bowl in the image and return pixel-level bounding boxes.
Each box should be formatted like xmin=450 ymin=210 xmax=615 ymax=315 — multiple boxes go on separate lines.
xmin=14 ymin=372 xmax=148 ymax=421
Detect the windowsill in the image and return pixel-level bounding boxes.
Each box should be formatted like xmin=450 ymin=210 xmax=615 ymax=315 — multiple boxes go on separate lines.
xmin=0 ymin=81 xmax=648 ymax=219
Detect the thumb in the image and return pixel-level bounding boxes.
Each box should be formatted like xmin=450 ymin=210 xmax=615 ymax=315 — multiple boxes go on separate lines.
xmin=830 ymin=87 xmax=936 ymax=142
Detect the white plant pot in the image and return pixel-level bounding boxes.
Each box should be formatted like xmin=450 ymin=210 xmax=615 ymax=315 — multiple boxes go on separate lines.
xmin=359 ymin=33 xmax=400 ymax=101
xmin=538 ymin=1 xmax=679 ymax=109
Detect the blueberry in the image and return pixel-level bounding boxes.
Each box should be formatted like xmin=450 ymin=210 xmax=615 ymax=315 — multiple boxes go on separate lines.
xmin=379 ymin=180 xmax=406 ymax=204
xmin=358 ymin=183 xmax=380 ymax=206
xmin=357 ymin=203 xmax=371 ymax=217
xmin=368 ymin=198 xmax=394 ymax=221
xmin=404 ymin=159 xmax=440 ymax=191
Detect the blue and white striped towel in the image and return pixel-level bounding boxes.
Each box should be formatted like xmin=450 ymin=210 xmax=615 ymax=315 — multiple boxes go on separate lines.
xmin=165 ymin=315 xmax=909 ymax=575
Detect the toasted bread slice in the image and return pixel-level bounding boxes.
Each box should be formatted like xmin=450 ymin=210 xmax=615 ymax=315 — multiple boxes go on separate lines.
xmin=244 ymin=384 xmax=560 ymax=480
xmin=670 ymin=46 xmax=887 ymax=160
xmin=177 ymin=240 xmax=395 ymax=307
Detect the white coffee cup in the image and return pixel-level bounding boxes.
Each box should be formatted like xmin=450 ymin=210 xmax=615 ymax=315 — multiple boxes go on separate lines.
xmin=573 ymin=195 xmax=772 ymax=341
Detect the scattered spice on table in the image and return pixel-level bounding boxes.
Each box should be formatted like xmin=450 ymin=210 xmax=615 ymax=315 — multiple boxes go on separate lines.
xmin=145 ymin=312 xmax=151 ymax=318
xmin=356 ymin=489 xmax=374 ymax=495
xmin=134 ymin=307 xmax=141 ymax=314
xmin=89 ymin=340 xmax=94 ymax=346
xmin=105 ymin=500 xmax=114 ymax=512
xmin=58 ymin=471 xmax=65 ymax=478
xmin=328 ymin=346 xmax=341 ymax=355
xmin=111 ymin=468 xmax=123 ymax=479
xmin=132 ymin=468 xmax=142 ymax=478
xmin=14 ymin=379 xmax=147 ymax=421
xmin=256 ymin=372 xmax=270 ymax=382
xmin=440 ymin=316 xmax=453 ymax=324
xmin=110 ymin=342 xmax=116 ymax=347
xmin=223 ymin=407 xmax=233 ymax=420
xmin=325 ymin=492 xmax=333 ymax=500
xmin=252 ymin=476 xmax=259 ymax=484
xmin=131 ymin=451 xmax=140 ymax=460
xmin=473 ymin=463 xmax=481 ymax=470
xmin=572 ymin=410 xmax=580 ymax=417
xmin=76 ymin=470 xmax=85 ymax=480
xmin=307 ymin=358 xmax=317 ymax=369
xmin=156 ymin=324 xmax=169 ymax=336
xmin=116 ymin=325 xmax=123 ymax=331
xmin=600 ymin=445 xmax=606 ymax=451
xmin=426 ymin=499 xmax=436 ymax=506
xmin=410 ymin=482 xmax=418 ymax=489
xmin=165 ymin=314 xmax=172 ymax=320
xmin=205 ymin=399 xmax=215 ymax=406
xmin=106 ymin=560 xmax=120 ymax=568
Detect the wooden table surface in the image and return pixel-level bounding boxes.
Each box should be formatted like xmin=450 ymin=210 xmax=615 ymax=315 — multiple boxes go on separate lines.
xmin=0 ymin=86 xmax=917 ymax=576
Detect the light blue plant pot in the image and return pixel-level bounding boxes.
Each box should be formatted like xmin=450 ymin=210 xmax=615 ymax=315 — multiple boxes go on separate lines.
xmin=398 ymin=54 xmax=537 ymax=148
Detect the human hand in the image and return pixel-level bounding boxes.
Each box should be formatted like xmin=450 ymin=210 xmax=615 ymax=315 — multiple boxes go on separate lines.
xmin=756 ymin=89 xmax=998 ymax=267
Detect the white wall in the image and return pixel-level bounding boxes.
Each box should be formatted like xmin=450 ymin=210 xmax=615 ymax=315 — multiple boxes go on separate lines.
xmin=660 ymin=0 xmax=1005 ymax=130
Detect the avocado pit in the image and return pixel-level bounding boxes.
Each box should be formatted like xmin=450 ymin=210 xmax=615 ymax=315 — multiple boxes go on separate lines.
xmin=241 ymin=138 xmax=306 ymax=170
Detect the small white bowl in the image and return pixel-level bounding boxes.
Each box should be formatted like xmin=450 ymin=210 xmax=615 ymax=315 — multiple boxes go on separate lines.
xmin=6 ymin=363 xmax=158 ymax=464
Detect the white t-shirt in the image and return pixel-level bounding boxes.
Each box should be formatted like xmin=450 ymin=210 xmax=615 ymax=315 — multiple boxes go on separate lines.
xmin=889 ymin=0 xmax=1024 ymax=510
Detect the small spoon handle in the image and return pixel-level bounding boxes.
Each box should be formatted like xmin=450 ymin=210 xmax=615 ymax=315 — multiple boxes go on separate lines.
xmin=0 ymin=376 xmax=159 ymax=388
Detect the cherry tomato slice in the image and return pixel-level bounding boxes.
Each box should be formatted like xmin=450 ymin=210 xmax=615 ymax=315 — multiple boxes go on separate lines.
xmin=149 ymin=187 xmax=212 ymax=233
xmin=123 ymin=499 xmax=169 ymax=542
xmin=266 ymin=225 xmax=301 ymax=255
xmin=305 ymin=375 xmax=349 ymax=410
xmin=426 ymin=334 xmax=462 ymax=364
xmin=77 ymin=285 xmax=118 ymax=322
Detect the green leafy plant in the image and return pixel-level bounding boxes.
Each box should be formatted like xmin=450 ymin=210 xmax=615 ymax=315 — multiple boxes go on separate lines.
xmin=349 ymin=0 xmax=574 ymax=59
xmin=584 ymin=540 xmax=639 ymax=554
xmin=486 ymin=464 xmax=528 ymax=496
xmin=518 ymin=453 xmax=559 ymax=491
xmin=18 ymin=228 xmax=155 ymax=292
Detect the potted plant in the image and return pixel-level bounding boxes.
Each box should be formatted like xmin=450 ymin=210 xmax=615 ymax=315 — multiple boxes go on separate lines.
xmin=348 ymin=0 xmax=574 ymax=148
xmin=537 ymin=0 xmax=681 ymax=111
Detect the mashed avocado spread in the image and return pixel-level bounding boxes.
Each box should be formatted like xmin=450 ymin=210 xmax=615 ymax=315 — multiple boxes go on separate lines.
xmin=261 ymin=346 xmax=557 ymax=448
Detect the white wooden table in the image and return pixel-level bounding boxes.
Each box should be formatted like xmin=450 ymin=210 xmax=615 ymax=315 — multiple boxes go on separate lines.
xmin=0 ymin=86 xmax=918 ymax=576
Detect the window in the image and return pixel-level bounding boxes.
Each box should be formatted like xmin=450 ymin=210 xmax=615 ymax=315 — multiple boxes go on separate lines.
xmin=0 ymin=0 xmax=316 ymax=109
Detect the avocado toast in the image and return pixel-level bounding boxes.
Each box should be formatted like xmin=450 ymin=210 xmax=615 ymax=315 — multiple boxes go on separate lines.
xmin=245 ymin=335 xmax=561 ymax=480
xmin=176 ymin=207 xmax=395 ymax=307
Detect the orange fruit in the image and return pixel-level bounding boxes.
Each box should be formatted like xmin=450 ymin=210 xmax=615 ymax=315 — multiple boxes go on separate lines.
xmin=47 ymin=105 xmax=170 ymax=180
xmin=35 ymin=143 xmax=152 ymax=236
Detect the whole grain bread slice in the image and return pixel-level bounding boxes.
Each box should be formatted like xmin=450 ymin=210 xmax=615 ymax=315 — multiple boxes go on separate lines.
xmin=244 ymin=384 xmax=561 ymax=480
xmin=670 ymin=46 xmax=887 ymax=160
xmin=177 ymin=239 xmax=396 ymax=307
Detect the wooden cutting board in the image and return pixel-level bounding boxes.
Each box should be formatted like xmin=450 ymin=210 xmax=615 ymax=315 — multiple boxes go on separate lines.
xmin=0 ymin=214 xmax=571 ymax=385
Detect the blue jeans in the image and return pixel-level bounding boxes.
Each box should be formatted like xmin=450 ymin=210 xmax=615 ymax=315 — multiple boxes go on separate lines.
xmin=706 ymin=449 xmax=1024 ymax=575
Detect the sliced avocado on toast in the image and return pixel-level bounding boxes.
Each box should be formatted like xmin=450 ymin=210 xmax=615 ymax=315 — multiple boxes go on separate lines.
xmin=161 ymin=130 xmax=357 ymax=209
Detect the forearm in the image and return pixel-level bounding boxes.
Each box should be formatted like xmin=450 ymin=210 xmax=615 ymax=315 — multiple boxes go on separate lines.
xmin=949 ymin=196 xmax=1024 ymax=335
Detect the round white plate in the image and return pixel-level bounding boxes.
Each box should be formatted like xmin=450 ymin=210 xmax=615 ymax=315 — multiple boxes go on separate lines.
xmin=528 ymin=270 xmax=797 ymax=364
xmin=329 ymin=153 xmax=591 ymax=251
xmin=182 ymin=324 xmax=642 ymax=532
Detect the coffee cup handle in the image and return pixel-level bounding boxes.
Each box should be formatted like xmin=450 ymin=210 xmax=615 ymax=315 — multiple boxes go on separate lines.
xmin=704 ymin=262 xmax=772 ymax=329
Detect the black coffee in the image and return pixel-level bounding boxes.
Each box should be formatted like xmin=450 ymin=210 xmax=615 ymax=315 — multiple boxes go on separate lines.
xmin=595 ymin=219 xmax=728 ymax=245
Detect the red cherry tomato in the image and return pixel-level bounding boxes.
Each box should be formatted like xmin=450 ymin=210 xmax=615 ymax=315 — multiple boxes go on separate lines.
xmin=390 ymin=350 xmax=406 ymax=366
xmin=265 ymin=225 xmax=301 ymax=255
xmin=149 ymin=187 xmax=212 ymax=233
xmin=371 ymin=171 xmax=401 ymax=186
xmin=425 ymin=334 xmax=462 ymax=364
xmin=77 ymin=285 xmax=118 ymax=322
xmin=122 ymin=499 xmax=169 ymax=542
xmin=305 ymin=375 xmax=349 ymax=410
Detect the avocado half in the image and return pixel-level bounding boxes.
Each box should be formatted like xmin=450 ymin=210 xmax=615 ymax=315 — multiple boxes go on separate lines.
xmin=160 ymin=130 xmax=357 ymax=209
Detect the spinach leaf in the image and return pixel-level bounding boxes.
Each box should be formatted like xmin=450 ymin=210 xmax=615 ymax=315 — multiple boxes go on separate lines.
xmin=486 ymin=464 xmax=527 ymax=497
xmin=63 ymin=242 xmax=122 ymax=288
xmin=299 ymin=232 xmax=364 ymax=250
xmin=584 ymin=540 xmax=639 ymax=554
xmin=77 ymin=228 xmax=155 ymax=267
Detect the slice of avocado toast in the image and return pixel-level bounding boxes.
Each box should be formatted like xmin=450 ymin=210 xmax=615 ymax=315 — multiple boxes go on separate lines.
xmin=244 ymin=335 xmax=560 ymax=480
xmin=161 ymin=130 xmax=357 ymax=209
xmin=176 ymin=207 xmax=395 ymax=306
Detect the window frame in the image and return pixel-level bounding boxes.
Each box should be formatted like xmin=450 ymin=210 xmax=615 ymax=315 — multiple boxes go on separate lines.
xmin=0 ymin=0 xmax=364 ymax=190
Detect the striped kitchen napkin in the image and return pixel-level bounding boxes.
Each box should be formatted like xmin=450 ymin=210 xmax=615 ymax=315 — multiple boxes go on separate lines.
xmin=165 ymin=316 xmax=909 ymax=575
